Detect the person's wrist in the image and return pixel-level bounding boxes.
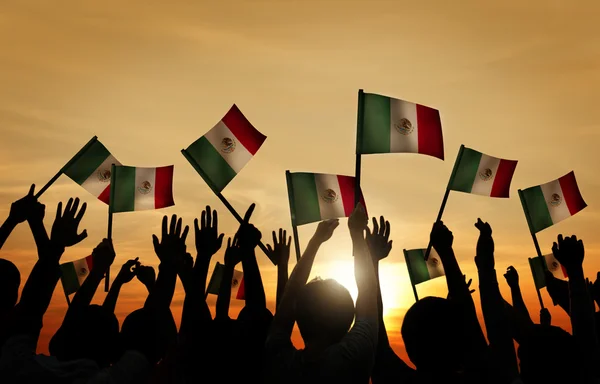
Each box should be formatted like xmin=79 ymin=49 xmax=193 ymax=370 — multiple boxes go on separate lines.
xmin=4 ymin=215 xmax=18 ymax=228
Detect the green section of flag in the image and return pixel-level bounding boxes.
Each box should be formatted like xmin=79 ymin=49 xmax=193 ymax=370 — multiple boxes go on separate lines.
xmin=186 ymin=137 xmax=236 ymax=192
xmin=406 ymin=249 xmax=430 ymax=285
xmin=360 ymin=93 xmax=391 ymax=154
xmin=111 ymin=166 xmax=136 ymax=213
xmin=60 ymin=262 xmax=81 ymax=295
xmin=207 ymin=263 xmax=225 ymax=295
xmin=63 ymin=139 xmax=109 ymax=185
xmin=521 ymin=186 xmax=553 ymax=233
xmin=529 ymin=257 xmax=548 ymax=289
xmin=448 ymin=147 xmax=481 ymax=193
xmin=288 ymin=173 xmax=321 ymax=226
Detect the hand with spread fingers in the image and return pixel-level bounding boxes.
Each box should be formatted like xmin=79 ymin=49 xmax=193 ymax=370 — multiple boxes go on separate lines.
xmin=236 ymin=204 xmax=262 ymax=250
xmin=225 ymin=236 xmax=243 ymax=267
xmin=552 ymin=234 xmax=584 ymax=272
xmin=366 ymin=216 xmax=392 ymax=262
xmin=51 ymin=198 xmax=88 ymax=248
xmin=266 ymin=228 xmax=291 ymax=266
xmin=152 ymin=214 xmax=189 ymax=267
xmin=194 ymin=206 xmax=224 ymax=261
xmin=9 ymin=184 xmax=39 ymax=224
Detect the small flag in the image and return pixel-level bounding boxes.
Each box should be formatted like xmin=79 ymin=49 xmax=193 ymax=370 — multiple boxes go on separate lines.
xmin=448 ymin=146 xmax=518 ymax=198
xmin=358 ymin=92 xmax=444 ymax=160
xmin=520 ymin=171 xmax=586 ymax=233
xmin=206 ymin=262 xmax=245 ymax=300
xmin=63 ymin=139 xmax=121 ymax=204
xmin=60 ymin=256 xmax=94 ymax=295
xmin=287 ymin=172 xmax=366 ymax=226
xmin=111 ymin=165 xmax=174 ymax=213
xmin=405 ymin=248 xmax=445 ymax=285
xmin=183 ymin=105 xmax=267 ymax=192
xmin=529 ymin=254 xmax=568 ymax=290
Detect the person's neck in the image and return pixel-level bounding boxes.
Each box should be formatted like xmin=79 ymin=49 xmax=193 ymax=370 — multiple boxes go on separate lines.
xmin=303 ymin=339 xmax=335 ymax=356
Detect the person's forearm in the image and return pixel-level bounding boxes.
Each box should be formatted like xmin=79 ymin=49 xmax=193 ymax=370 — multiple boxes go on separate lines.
xmin=0 ymin=216 xmax=17 ymax=249
xmin=352 ymin=231 xmax=378 ymax=325
xmin=567 ymin=266 xmax=599 ymax=362
xmin=510 ymin=285 xmax=533 ymax=325
xmin=27 ymin=218 xmax=49 ymax=258
xmin=102 ymin=280 xmax=124 ymax=313
xmin=215 ymin=264 xmax=234 ymax=320
xmin=276 ymin=261 xmax=289 ymax=309
xmin=241 ymin=249 xmax=266 ymax=309
xmin=145 ymin=263 xmax=177 ymax=309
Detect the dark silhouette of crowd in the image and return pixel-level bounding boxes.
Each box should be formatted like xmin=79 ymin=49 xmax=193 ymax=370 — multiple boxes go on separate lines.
xmin=1 ymin=184 xmax=599 ymax=383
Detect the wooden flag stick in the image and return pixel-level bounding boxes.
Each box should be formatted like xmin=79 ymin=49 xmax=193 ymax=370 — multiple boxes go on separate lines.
xmin=403 ymin=249 xmax=419 ymax=302
xmin=181 ymin=149 xmax=275 ymax=265
xmin=354 ymin=89 xmax=365 ymax=207
xmin=519 ymin=189 xmax=545 ymax=309
xmin=528 ymin=258 xmax=546 ymax=309
xmin=285 ymin=171 xmax=302 ymax=262
xmin=64 ymin=287 xmax=72 ymax=306
xmin=35 ymin=136 xmax=99 ymax=198
xmin=105 ymin=163 xmax=117 ymax=293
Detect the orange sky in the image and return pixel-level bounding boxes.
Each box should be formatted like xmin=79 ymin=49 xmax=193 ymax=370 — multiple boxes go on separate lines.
xmin=1 ymin=0 xmax=600 ymax=362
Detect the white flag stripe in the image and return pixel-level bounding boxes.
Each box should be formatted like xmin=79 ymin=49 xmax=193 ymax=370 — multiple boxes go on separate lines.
xmin=204 ymin=121 xmax=253 ymax=173
xmin=314 ymin=174 xmax=345 ymax=221
xmin=470 ymin=154 xmax=501 ymax=196
xmin=80 ymin=155 xmax=121 ymax=197
xmin=231 ymin=269 xmax=244 ymax=297
xmin=389 ymin=99 xmax=419 ymax=153
xmin=426 ymin=249 xmax=445 ymax=279
xmin=544 ymin=254 xmax=567 ymax=279
xmin=134 ymin=168 xmax=157 ymax=211
xmin=540 ymin=180 xmax=571 ymax=225
xmin=72 ymin=258 xmax=91 ymax=286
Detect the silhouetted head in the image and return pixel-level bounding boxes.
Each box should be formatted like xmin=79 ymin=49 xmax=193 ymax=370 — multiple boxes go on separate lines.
xmin=52 ymin=305 xmax=119 ymax=368
xmin=120 ymin=308 xmax=177 ymax=365
xmin=0 ymin=259 xmax=20 ymax=312
xmin=402 ymin=297 xmax=466 ymax=373
xmin=518 ymin=325 xmax=583 ymax=384
xmin=295 ymin=278 xmax=355 ymax=345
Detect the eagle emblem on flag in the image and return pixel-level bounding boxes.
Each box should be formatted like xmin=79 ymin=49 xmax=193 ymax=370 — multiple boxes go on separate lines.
xmin=550 ymin=193 xmax=562 ymax=207
xmin=232 ymin=278 xmax=238 ymax=287
xmin=479 ymin=168 xmax=493 ymax=181
xmin=321 ymin=189 xmax=338 ymax=204
xmin=79 ymin=267 xmax=87 ymax=276
xmin=137 ymin=181 xmax=153 ymax=195
xmin=221 ymin=137 xmax=236 ymax=154
xmin=394 ymin=118 xmax=414 ymax=135
xmin=97 ymin=169 xmax=111 ymax=183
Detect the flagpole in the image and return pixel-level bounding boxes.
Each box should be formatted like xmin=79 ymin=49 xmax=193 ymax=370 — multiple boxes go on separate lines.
xmin=354 ymin=89 xmax=365 ymax=207
xmin=35 ymin=136 xmax=99 ymax=198
xmin=181 ymin=149 xmax=275 ymax=265
xmin=105 ymin=163 xmax=116 ymax=292
xmin=528 ymin=258 xmax=546 ymax=309
xmin=424 ymin=144 xmax=465 ymax=260
xmin=63 ymin=286 xmax=72 ymax=306
xmin=519 ymin=189 xmax=545 ymax=309
xmin=403 ymin=249 xmax=419 ymax=302
xmin=285 ymin=171 xmax=302 ymax=262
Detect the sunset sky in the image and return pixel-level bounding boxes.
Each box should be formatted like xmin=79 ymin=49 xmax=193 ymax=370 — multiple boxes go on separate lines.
xmin=1 ymin=0 xmax=600 ymax=361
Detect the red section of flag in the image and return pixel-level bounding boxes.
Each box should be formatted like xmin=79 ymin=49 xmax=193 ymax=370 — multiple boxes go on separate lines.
xmin=559 ymin=171 xmax=587 ymax=216
xmin=490 ymin=159 xmax=518 ymax=198
xmin=221 ymin=104 xmax=266 ymax=155
xmin=98 ymin=186 xmax=111 ymax=204
xmin=236 ymin=278 xmax=246 ymax=300
xmin=337 ymin=175 xmax=367 ymax=218
xmin=85 ymin=255 xmax=94 ymax=271
xmin=155 ymin=166 xmax=175 ymax=209
xmin=416 ymin=104 xmax=444 ymax=160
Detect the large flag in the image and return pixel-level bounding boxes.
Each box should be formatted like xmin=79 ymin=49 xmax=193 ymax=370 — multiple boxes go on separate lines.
xmin=183 ymin=105 xmax=267 ymax=192
xmin=520 ymin=171 xmax=586 ymax=233
xmin=404 ymin=248 xmax=445 ymax=285
xmin=110 ymin=165 xmax=174 ymax=212
xmin=529 ymin=254 xmax=568 ymax=290
xmin=206 ymin=262 xmax=245 ymax=300
xmin=287 ymin=172 xmax=366 ymax=226
xmin=60 ymin=256 xmax=94 ymax=295
xmin=358 ymin=92 xmax=444 ymax=160
xmin=63 ymin=139 xmax=121 ymax=204
xmin=448 ymin=146 xmax=518 ymax=198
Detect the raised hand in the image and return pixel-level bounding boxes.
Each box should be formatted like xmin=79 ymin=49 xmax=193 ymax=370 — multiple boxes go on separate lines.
xmin=313 ymin=219 xmax=339 ymax=244
xmin=51 ymin=198 xmax=88 ymax=248
xmin=225 ymin=236 xmax=243 ymax=267
xmin=8 ymin=184 xmax=38 ymax=224
xmin=465 ymin=275 xmax=475 ymax=294
xmin=430 ymin=220 xmax=453 ymax=252
xmin=152 ymin=214 xmax=189 ymax=266
xmin=174 ymin=252 xmax=194 ymax=288
xmin=92 ymin=239 xmax=116 ymax=274
xmin=348 ymin=203 xmax=368 ymax=234
xmin=236 ymin=204 xmax=262 ymax=249
xmin=540 ymin=308 xmax=551 ymax=326
xmin=474 ymin=218 xmax=494 ymax=270
xmin=194 ymin=206 xmax=224 ymax=259
xmin=552 ymin=234 xmax=584 ymax=271
xmin=266 ymin=229 xmax=291 ymax=265
xmin=504 ymin=266 xmax=519 ymax=288
xmin=115 ymin=258 xmax=140 ymax=284
xmin=366 ymin=216 xmax=392 ymax=261
xmin=135 ymin=265 xmax=156 ymax=288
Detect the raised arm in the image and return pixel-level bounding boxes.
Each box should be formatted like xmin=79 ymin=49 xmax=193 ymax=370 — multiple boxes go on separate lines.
xmin=216 ymin=236 xmax=242 ymax=320
xmin=237 ymin=204 xmax=267 ymax=311
xmin=0 ymin=185 xmax=38 ymax=250
xmin=266 ymin=229 xmax=291 ymax=309
xmin=504 ymin=266 xmax=533 ymax=325
xmin=135 ymin=265 xmax=156 ymax=295
xmin=103 ymin=258 xmax=139 ymax=313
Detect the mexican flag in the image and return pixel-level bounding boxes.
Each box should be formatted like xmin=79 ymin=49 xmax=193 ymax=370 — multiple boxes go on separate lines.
xmin=183 ymin=105 xmax=267 ymax=192
xmin=110 ymin=165 xmax=175 ymax=213
xmin=358 ymin=92 xmax=444 ymax=160
xmin=60 ymin=256 xmax=94 ymax=295
xmin=529 ymin=254 xmax=568 ymax=290
xmin=287 ymin=172 xmax=366 ymax=226
xmin=206 ymin=262 xmax=245 ymax=300
xmin=520 ymin=171 xmax=586 ymax=233
xmin=404 ymin=248 xmax=445 ymax=285
xmin=63 ymin=138 xmax=121 ymax=204
xmin=448 ymin=146 xmax=518 ymax=198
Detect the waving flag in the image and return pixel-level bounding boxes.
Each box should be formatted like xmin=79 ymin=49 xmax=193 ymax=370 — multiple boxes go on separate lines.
xmin=60 ymin=256 xmax=94 ymax=295
xmin=110 ymin=165 xmax=174 ymax=212
xmin=206 ymin=262 xmax=245 ymax=300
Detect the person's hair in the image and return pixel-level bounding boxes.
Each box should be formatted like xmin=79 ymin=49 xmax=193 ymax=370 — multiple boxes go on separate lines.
xmin=401 ymin=297 xmax=466 ymax=373
xmin=120 ymin=307 xmax=177 ymax=365
xmin=0 ymin=258 xmax=20 ymax=311
xmin=51 ymin=305 xmax=119 ymax=368
xmin=295 ymin=278 xmax=355 ymax=344
xmin=518 ymin=325 xmax=584 ymax=384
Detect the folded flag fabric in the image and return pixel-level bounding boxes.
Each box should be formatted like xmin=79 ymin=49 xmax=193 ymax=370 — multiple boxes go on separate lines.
xmin=529 ymin=253 xmax=568 ymax=290
xmin=358 ymin=92 xmax=444 ymax=160
xmin=520 ymin=171 xmax=586 ymax=233
xmin=60 ymin=256 xmax=94 ymax=295
xmin=63 ymin=138 xmax=121 ymax=204
xmin=287 ymin=172 xmax=366 ymax=226
xmin=448 ymin=146 xmax=518 ymax=198
xmin=404 ymin=248 xmax=445 ymax=285
xmin=183 ymin=104 xmax=267 ymax=192
xmin=110 ymin=165 xmax=174 ymax=212
xmin=206 ymin=262 xmax=245 ymax=300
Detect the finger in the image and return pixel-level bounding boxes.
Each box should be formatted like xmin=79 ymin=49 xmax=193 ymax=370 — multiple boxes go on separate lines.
xmin=283 ymin=230 xmax=287 ymax=243
xmin=243 ymin=203 xmax=255 ymax=223
xmin=152 ymin=234 xmax=160 ymax=250
xmin=266 ymin=244 xmax=273 ymax=253
xmin=287 ymin=236 xmax=292 ymax=248
xmin=379 ymin=216 xmax=385 ymax=235
xmin=372 ymin=217 xmax=379 ymax=234
xmin=467 ymin=278 xmax=473 ymax=286
xmin=233 ymin=233 xmax=239 ymax=247
xmin=228 ymin=237 xmax=232 ymax=248
xmin=279 ymin=228 xmax=283 ymax=242
xmin=55 ymin=201 xmax=63 ymax=220
xmin=64 ymin=198 xmax=74 ymax=217
xmin=75 ymin=202 xmax=87 ymax=223
xmin=365 ymin=227 xmax=372 ymax=238
xmin=28 ymin=184 xmax=35 ymax=197
xmin=271 ymin=231 xmax=277 ymax=247
xmin=552 ymin=242 xmax=558 ymax=254
xmin=169 ymin=214 xmax=177 ymax=235
xmin=201 ymin=210 xmax=206 ymax=230
xmin=181 ymin=226 xmax=190 ymax=242
xmin=206 ymin=206 xmax=212 ymax=229
xmin=75 ymin=230 xmax=88 ymax=244
xmin=217 ymin=233 xmax=224 ymax=247
xmin=384 ymin=221 xmax=390 ymax=241
xmin=213 ymin=209 xmax=218 ymax=231
xmin=557 ymin=234 xmax=563 ymax=244
xmin=194 ymin=218 xmax=199 ymax=234
xmin=175 ymin=217 xmax=182 ymax=236
xmin=161 ymin=215 xmax=168 ymax=237
xmin=70 ymin=198 xmax=80 ymax=218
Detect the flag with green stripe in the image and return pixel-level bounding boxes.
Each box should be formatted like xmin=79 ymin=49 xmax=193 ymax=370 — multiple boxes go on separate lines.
xmin=206 ymin=262 xmax=245 ymax=300
xmin=448 ymin=146 xmax=518 ymax=198
xmin=404 ymin=248 xmax=445 ymax=285
xmin=110 ymin=165 xmax=175 ymax=213
xmin=183 ymin=105 xmax=267 ymax=192
xmin=286 ymin=172 xmax=367 ymax=226
xmin=62 ymin=138 xmax=121 ymax=204
xmin=520 ymin=171 xmax=586 ymax=233
xmin=60 ymin=256 xmax=94 ymax=295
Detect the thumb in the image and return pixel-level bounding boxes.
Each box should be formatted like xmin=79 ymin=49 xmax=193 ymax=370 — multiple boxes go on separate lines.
xmin=152 ymin=234 xmax=160 ymax=250
xmin=76 ymin=230 xmax=88 ymax=243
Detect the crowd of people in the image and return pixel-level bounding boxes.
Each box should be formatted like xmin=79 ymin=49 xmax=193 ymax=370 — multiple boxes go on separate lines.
xmin=0 ymin=184 xmax=599 ymax=383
